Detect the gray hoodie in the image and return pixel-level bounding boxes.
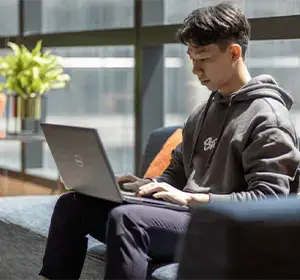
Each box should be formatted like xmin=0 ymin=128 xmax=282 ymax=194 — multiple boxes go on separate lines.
xmin=157 ymin=75 xmax=300 ymax=202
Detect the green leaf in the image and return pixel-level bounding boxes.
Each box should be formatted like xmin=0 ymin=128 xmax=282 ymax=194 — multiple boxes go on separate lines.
xmin=38 ymin=83 xmax=49 ymax=94
xmin=49 ymin=82 xmax=67 ymax=89
xmin=19 ymin=75 xmax=28 ymax=89
xmin=5 ymin=54 xmax=17 ymax=68
xmin=42 ymin=50 xmax=52 ymax=58
xmin=57 ymin=74 xmax=70 ymax=82
xmin=0 ymin=40 xmax=70 ymax=96
xmin=0 ymin=83 xmax=6 ymax=91
xmin=0 ymin=62 xmax=8 ymax=71
xmin=33 ymin=56 xmax=51 ymax=65
xmin=32 ymin=67 xmax=39 ymax=79
xmin=45 ymin=68 xmax=63 ymax=79
xmin=32 ymin=40 xmax=42 ymax=56
xmin=7 ymin=42 xmax=21 ymax=56
xmin=13 ymin=84 xmax=27 ymax=98
xmin=32 ymin=78 xmax=43 ymax=93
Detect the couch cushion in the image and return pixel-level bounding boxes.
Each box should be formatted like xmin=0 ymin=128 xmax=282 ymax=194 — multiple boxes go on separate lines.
xmin=0 ymin=195 xmax=176 ymax=278
xmin=143 ymin=128 xmax=182 ymax=178
xmin=0 ymin=195 xmax=101 ymax=249
xmin=140 ymin=126 xmax=182 ymax=177
xmin=87 ymin=243 xmax=107 ymax=261
xmin=0 ymin=195 xmax=59 ymax=237
xmin=151 ymin=263 xmax=179 ymax=280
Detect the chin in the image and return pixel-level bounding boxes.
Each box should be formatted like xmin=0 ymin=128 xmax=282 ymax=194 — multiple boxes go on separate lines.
xmin=204 ymin=83 xmax=217 ymax=92
xmin=199 ymin=79 xmax=219 ymax=92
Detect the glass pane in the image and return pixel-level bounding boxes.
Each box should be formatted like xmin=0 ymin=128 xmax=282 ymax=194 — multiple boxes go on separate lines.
xmin=144 ymin=0 xmax=300 ymax=26
xmin=0 ymin=0 xmax=19 ymax=36
xmin=26 ymin=0 xmax=134 ymax=34
xmin=246 ymin=39 xmax=300 ymax=135
xmin=0 ymin=49 xmax=21 ymax=172
xmin=26 ymin=46 xmax=135 ymax=180
xmin=0 ymin=142 xmax=21 ymax=172
xmin=164 ymin=44 xmax=210 ymax=126
xmin=164 ymin=40 xmax=300 ymax=136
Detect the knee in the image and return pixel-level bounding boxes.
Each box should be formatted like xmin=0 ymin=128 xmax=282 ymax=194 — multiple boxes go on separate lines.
xmin=54 ymin=192 xmax=75 ymax=211
xmin=108 ymin=205 xmax=129 ymax=225
xmin=107 ymin=205 xmax=144 ymax=235
xmin=109 ymin=204 xmax=143 ymax=223
xmin=57 ymin=192 xmax=75 ymax=204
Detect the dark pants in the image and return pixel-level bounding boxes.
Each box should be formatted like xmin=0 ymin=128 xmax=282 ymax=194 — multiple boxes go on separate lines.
xmin=39 ymin=192 xmax=190 ymax=279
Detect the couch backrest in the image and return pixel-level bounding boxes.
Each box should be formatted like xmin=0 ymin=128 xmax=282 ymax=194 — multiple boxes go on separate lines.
xmin=138 ymin=126 xmax=182 ymax=177
xmin=177 ymin=198 xmax=300 ymax=279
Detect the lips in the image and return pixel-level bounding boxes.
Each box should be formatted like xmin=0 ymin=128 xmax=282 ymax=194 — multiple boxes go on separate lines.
xmin=198 ymin=76 xmax=209 ymax=83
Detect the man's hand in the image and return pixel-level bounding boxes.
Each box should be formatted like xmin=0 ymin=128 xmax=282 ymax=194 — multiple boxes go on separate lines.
xmin=138 ymin=181 xmax=192 ymax=206
xmin=139 ymin=181 xmax=210 ymax=206
xmin=116 ymin=173 xmax=151 ymax=192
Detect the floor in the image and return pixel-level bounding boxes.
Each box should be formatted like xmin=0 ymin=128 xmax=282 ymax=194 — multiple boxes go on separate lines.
xmin=0 ymin=174 xmax=63 ymax=197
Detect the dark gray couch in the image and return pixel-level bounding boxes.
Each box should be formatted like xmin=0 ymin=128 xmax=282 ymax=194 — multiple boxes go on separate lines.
xmin=177 ymin=197 xmax=300 ymax=279
xmin=2 ymin=126 xmax=300 ymax=280
xmin=0 ymin=126 xmax=182 ymax=280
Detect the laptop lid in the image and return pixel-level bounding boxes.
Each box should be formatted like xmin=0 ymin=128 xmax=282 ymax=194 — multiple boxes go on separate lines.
xmin=40 ymin=123 xmax=123 ymax=203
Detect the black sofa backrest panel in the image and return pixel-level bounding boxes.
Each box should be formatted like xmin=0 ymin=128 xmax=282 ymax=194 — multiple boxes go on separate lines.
xmin=177 ymin=198 xmax=300 ymax=279
xmin=139 ymin=126 xmax=182 ymax=177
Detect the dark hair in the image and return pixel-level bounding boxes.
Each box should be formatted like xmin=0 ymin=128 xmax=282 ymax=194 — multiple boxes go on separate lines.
xmin=177 ymin=1 xmax=251 ymax=57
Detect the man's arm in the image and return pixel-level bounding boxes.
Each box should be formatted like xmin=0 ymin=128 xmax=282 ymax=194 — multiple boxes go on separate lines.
xmin=155 ymin=142 xmax=187 ymax=191
xmin=207 ymin=125 xmax=300 ymax=203
xmin=146 ymin=124 xmax=300 ymax=205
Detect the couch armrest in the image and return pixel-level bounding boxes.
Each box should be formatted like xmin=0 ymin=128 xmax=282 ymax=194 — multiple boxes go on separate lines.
xmin=177 ymin=198 xmax=300 ymax=279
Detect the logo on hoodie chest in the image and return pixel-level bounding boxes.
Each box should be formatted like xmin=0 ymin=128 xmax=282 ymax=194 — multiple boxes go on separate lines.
xmin=204 ymin=137 xmax=218 ymax=151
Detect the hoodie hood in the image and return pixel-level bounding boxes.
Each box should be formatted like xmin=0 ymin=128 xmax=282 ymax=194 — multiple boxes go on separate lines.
xmin=188 ymin=75 xmax=294 ymax=167
xmin=214 ymin=74 xmax=294 ymax=110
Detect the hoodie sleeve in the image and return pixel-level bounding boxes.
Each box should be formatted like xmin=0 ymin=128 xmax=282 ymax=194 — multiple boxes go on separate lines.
xmin=155 ymin=142 xmax=187 ymax=191
xmin=209 ymin=125 xmax=300 ymax=202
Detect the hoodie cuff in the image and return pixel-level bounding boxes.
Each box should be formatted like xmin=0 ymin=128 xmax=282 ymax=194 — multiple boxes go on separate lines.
xmin=152 ymin=176 xmax=166 ymax=183
xmin=209 ymin=193 xmax=233 ymax=203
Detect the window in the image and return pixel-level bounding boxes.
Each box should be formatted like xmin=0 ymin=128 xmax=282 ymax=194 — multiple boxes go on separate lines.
xmin=144 ymin=0 xmax=300 ymax=26
xmin=164 ymin=40 xmax=300 ymax=136
xmin=0 ymin=0 xmax=19 ymax=36
xmin=246 ymin=39 xmax=300 ymax=135
xmin=164 ymin=44 xmax=210 ymax=126
xmin=0 ymin=49 xmax=21 ymax=172
xmin=26 ymin=46 xmax=135 ymax=180
xmin=25 ymin=0 xmax=134 ymax=34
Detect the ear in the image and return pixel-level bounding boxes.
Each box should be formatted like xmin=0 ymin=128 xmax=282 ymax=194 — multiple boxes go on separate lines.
xmin=230 ymin=44 xmax=242 ymax=62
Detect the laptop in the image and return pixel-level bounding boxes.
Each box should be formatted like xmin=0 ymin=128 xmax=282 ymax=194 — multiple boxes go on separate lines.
xmin=40 ymin=123 xmax=189 ymax=212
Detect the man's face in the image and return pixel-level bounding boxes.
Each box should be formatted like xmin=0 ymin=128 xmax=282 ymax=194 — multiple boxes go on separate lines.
xmin=187 ymin=43 xmax=235 ymax=92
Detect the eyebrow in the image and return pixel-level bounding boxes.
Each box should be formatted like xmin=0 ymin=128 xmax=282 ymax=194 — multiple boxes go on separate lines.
xmin=187 ymin=49 xmax=205 ymax=55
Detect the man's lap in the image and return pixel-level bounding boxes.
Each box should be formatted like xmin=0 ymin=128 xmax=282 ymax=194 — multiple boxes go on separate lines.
xmin=106 ymin=204 xmax=191 ymax=261
xmin=58 ymin=192 xmax=190 ymax=261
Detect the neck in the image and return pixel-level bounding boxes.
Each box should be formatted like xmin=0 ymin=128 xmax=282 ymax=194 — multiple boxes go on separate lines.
xmin=220 ymin=63 xmax=251 ymax=96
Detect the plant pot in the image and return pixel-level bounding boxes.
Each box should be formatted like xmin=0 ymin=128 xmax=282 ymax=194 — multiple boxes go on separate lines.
xmin=16 ymin=95 xmax=42 ymax=120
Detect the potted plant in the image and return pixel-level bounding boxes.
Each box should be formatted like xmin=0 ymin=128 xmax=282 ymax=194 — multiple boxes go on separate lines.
xmin=0 ymin=40 xmax=70 ymax=119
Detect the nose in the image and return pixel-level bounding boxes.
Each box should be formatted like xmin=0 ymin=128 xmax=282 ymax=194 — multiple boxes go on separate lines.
xmin=192 ymin=61 xmax=204 ymax=76
xmin=193 ymin=65 xmax=204 ymax=77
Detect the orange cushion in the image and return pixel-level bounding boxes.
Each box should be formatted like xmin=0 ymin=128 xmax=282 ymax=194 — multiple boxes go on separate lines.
xmin=143 ymin=129 xmax=183 ymax=178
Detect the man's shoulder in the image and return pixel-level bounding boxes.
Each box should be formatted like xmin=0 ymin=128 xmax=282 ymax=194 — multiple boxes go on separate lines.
xmin=250 ymin=97 xmax=293 ymax=126
xmin=248 ymin=97 xmax=298 ymax=141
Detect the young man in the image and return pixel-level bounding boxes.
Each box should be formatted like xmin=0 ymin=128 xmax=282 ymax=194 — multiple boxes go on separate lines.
xmin=40 ymin=2 xmax=300 ymax=279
